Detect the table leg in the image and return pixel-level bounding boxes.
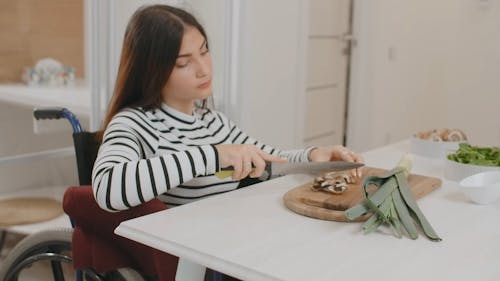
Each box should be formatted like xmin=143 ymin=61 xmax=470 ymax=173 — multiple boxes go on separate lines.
xmin=175 ymin=258 xmax=206 ymax=281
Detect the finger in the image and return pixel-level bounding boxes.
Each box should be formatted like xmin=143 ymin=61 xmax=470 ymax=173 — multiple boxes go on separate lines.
xmin=232 ymin=159 xmax=243 ymax=181
xmin=351 ymin=153 xmax=364 ymax=178
xmin=339 ymin=151 xmax=358 ymax=178
xmin=356 ymin=167 xmax=363 ymax=179
xmin=352 ymin=153 xmax=364 ymax=163
xmin=258 ymin=151 xmax=287 ymax=163
xmin=339 ymin=150 xmax=355 ymax=163
xmin=250 ymin=155 xmax=266 ymax=178
xmin=332 ymin=145 xmax=347 ymax=161
xmin=241 ymin=156 xmax=253 ymax=180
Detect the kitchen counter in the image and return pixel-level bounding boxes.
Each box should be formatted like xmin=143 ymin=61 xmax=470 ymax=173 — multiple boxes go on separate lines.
xmin=0 ymin=83 xmax=90 ymax=115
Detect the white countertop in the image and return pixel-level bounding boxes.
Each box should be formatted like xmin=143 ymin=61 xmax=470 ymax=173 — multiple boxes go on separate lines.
xmin=0 ymin=83 xmax=90 ymax=115
xmin=116 ymin=141 xmax=500 ymax=281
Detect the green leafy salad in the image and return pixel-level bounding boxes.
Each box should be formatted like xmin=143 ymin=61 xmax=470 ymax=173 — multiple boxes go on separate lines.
xmin=447 ymin=143 xmax=500 ymax=167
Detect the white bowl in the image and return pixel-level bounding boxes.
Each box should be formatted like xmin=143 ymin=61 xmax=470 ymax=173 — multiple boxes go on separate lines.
xmin=410 ymin=136 xmax=460 ymax=159
xmin=444 ymin=158 xmax=500 ymax=182
xmin=459 ymin=171 xmax=500 ymax=204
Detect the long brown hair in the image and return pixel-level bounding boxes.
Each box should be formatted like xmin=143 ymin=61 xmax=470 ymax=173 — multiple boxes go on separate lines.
xmin=100 ymin=5 xmax=208 ymax=137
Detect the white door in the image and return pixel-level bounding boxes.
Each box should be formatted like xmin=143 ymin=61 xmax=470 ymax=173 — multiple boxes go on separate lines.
xmin=303 ymin=0 xmax=353 ymax=147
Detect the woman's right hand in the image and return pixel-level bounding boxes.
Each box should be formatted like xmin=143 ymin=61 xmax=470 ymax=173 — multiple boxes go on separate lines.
xmin=214 ymin=144 xmax=287 ymax=180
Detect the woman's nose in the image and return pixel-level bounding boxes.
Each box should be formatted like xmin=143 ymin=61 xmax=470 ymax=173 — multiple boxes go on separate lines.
xmin=196 ymin=58 xmax=210 ymax=78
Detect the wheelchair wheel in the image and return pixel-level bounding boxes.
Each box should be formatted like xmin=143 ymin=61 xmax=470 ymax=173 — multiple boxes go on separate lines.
xmin=0 ymin=228 xmax=146 ymax=281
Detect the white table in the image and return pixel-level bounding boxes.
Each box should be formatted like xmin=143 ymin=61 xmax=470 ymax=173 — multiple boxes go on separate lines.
xmin=115 ymin=141 xmax=500 ymax=281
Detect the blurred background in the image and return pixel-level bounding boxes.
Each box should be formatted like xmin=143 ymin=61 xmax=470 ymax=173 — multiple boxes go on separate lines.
xmin=0 ymin=0 xmax=498 ymax=213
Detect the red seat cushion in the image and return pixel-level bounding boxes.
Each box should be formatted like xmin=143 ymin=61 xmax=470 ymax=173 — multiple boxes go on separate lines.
xmin=63 ymin=186 xmax=178 ymax=281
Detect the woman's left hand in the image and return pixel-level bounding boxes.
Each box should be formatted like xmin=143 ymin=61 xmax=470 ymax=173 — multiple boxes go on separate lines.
xmin=309 ymin=145 xmax=364 ymax=178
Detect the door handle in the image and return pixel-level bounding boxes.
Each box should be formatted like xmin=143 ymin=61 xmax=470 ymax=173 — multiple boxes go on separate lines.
xmin=332 ymin=33 xmax=357 ymax=47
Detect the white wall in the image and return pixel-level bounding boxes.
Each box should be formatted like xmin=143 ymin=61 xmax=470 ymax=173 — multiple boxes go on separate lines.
xmin=446 ymin=0 xmax=500 ymax=147
xmin=0 ymin=103 xmax=82 ymax=193
xmin=235 ymin=0 xmax=306 ymax=149
xmin=348 ymin=0 xmax=500 ymax=152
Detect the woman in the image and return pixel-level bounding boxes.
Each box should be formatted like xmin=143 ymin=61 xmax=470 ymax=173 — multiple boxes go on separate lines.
xmin=92 ymin=4 xmax=363 ymax=212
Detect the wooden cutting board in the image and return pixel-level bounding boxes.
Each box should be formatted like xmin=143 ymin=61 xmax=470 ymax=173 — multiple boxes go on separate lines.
xmin=283 ymin=167 xmax=442 ymax=222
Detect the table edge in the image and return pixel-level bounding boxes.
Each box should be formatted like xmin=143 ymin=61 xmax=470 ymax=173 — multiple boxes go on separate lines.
xmin=115 ymin=220 xmax=283 ymax=281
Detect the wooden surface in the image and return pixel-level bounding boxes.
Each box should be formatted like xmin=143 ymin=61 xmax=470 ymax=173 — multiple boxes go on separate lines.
xmin=0 ymin=0 xmax=84 ymax=82
xmin=283 ymin=167 xmax=442 ymax=222
xmin=0 ymin=197 xmax=63 ymax=227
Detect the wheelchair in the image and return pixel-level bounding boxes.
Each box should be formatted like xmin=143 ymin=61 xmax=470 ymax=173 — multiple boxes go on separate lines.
xmin=0 ymin=108 xmax=178 ymax=281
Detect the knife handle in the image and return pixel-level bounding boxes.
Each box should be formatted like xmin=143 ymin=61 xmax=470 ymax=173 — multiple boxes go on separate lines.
xmin=215 ymin=167 xmax=253 ymax=179
xmin=214 ymin=170 xmax=237 ymax=179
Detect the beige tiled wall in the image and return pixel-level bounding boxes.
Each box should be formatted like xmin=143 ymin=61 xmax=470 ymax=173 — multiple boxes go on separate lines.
xmin=0 ymin=0 xmax=84 ymax=83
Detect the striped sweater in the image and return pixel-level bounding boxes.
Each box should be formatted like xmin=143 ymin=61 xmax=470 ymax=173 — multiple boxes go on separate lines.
xmin=92 ymin=103 xmax=313 ymax=211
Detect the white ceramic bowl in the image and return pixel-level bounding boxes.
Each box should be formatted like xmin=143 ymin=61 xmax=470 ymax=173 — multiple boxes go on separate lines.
xmin=459 ymin=171 xmax=500 ymax=204
xmin=410 ymin=136 xmax=461 ymax=159
xmin=444 ymin=158 xmax=500 ymax=182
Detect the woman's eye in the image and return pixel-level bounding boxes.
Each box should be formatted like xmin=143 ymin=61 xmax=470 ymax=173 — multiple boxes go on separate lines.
xmin=176 ymin=61 xmax=190 ymax=68
xmin=201 ymin=49 xmax=209 ymax=56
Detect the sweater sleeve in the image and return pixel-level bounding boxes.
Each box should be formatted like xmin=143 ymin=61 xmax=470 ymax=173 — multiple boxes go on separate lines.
xmin=218 ymin=112 xmax=315 ymax=163
xmin=91 ymin=115 xmax=219 ymax=212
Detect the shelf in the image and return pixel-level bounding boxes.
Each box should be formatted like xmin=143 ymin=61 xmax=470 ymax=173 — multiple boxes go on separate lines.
xmin=0 ymin=82 xmax=91 ymax=116
xmin=0 ymin=146 xmax=74 ymax=167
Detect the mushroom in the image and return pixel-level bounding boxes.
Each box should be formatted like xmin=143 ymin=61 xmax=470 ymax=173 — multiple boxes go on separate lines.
xmin=310 ymin=172 xmax=354 ymax=194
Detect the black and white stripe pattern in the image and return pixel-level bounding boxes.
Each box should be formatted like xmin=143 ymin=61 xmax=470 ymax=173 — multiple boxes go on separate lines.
xmin=92 ymin=104 xmax=314 ymax=211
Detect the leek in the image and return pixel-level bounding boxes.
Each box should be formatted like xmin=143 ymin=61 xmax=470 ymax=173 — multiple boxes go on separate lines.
xmin=345 ymin=154 xmax=441 ymax=241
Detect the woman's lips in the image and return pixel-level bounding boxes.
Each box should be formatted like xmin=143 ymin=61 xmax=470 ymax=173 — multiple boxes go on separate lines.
xmin=198 ymin=80 xmax=211 ymax=89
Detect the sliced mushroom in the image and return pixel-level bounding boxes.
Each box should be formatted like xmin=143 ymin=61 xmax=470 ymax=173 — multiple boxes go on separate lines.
xmin=310 ymin=172 xmax=351 ymax=194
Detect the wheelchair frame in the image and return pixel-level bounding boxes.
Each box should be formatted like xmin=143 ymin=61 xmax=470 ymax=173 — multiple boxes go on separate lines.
xmin=0 ymin=108 xmax=145 ymax=281
xmin=0 ymin=107 xmax=228 ymax=281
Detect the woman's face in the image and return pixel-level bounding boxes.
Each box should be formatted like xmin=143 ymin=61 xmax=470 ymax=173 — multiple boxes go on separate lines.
xmin=162 ymin=26 xmax=212 ymax=112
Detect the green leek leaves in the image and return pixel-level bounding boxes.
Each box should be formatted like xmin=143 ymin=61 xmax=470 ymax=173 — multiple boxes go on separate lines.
xmin=345 ymin=154 xmax=442 ymax=241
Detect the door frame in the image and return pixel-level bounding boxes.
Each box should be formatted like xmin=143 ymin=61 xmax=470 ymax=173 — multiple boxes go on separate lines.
xmin=345 ymin=0 xmax=375 ymax=152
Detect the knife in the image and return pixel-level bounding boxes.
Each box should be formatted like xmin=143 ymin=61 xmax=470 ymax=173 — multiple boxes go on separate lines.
xmin=214 ymin=161 xmax=364 ymax=179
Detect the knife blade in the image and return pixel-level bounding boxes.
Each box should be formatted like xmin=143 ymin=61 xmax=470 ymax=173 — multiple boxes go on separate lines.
xmin=214 ymin=161 xmax=364 ymax=179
